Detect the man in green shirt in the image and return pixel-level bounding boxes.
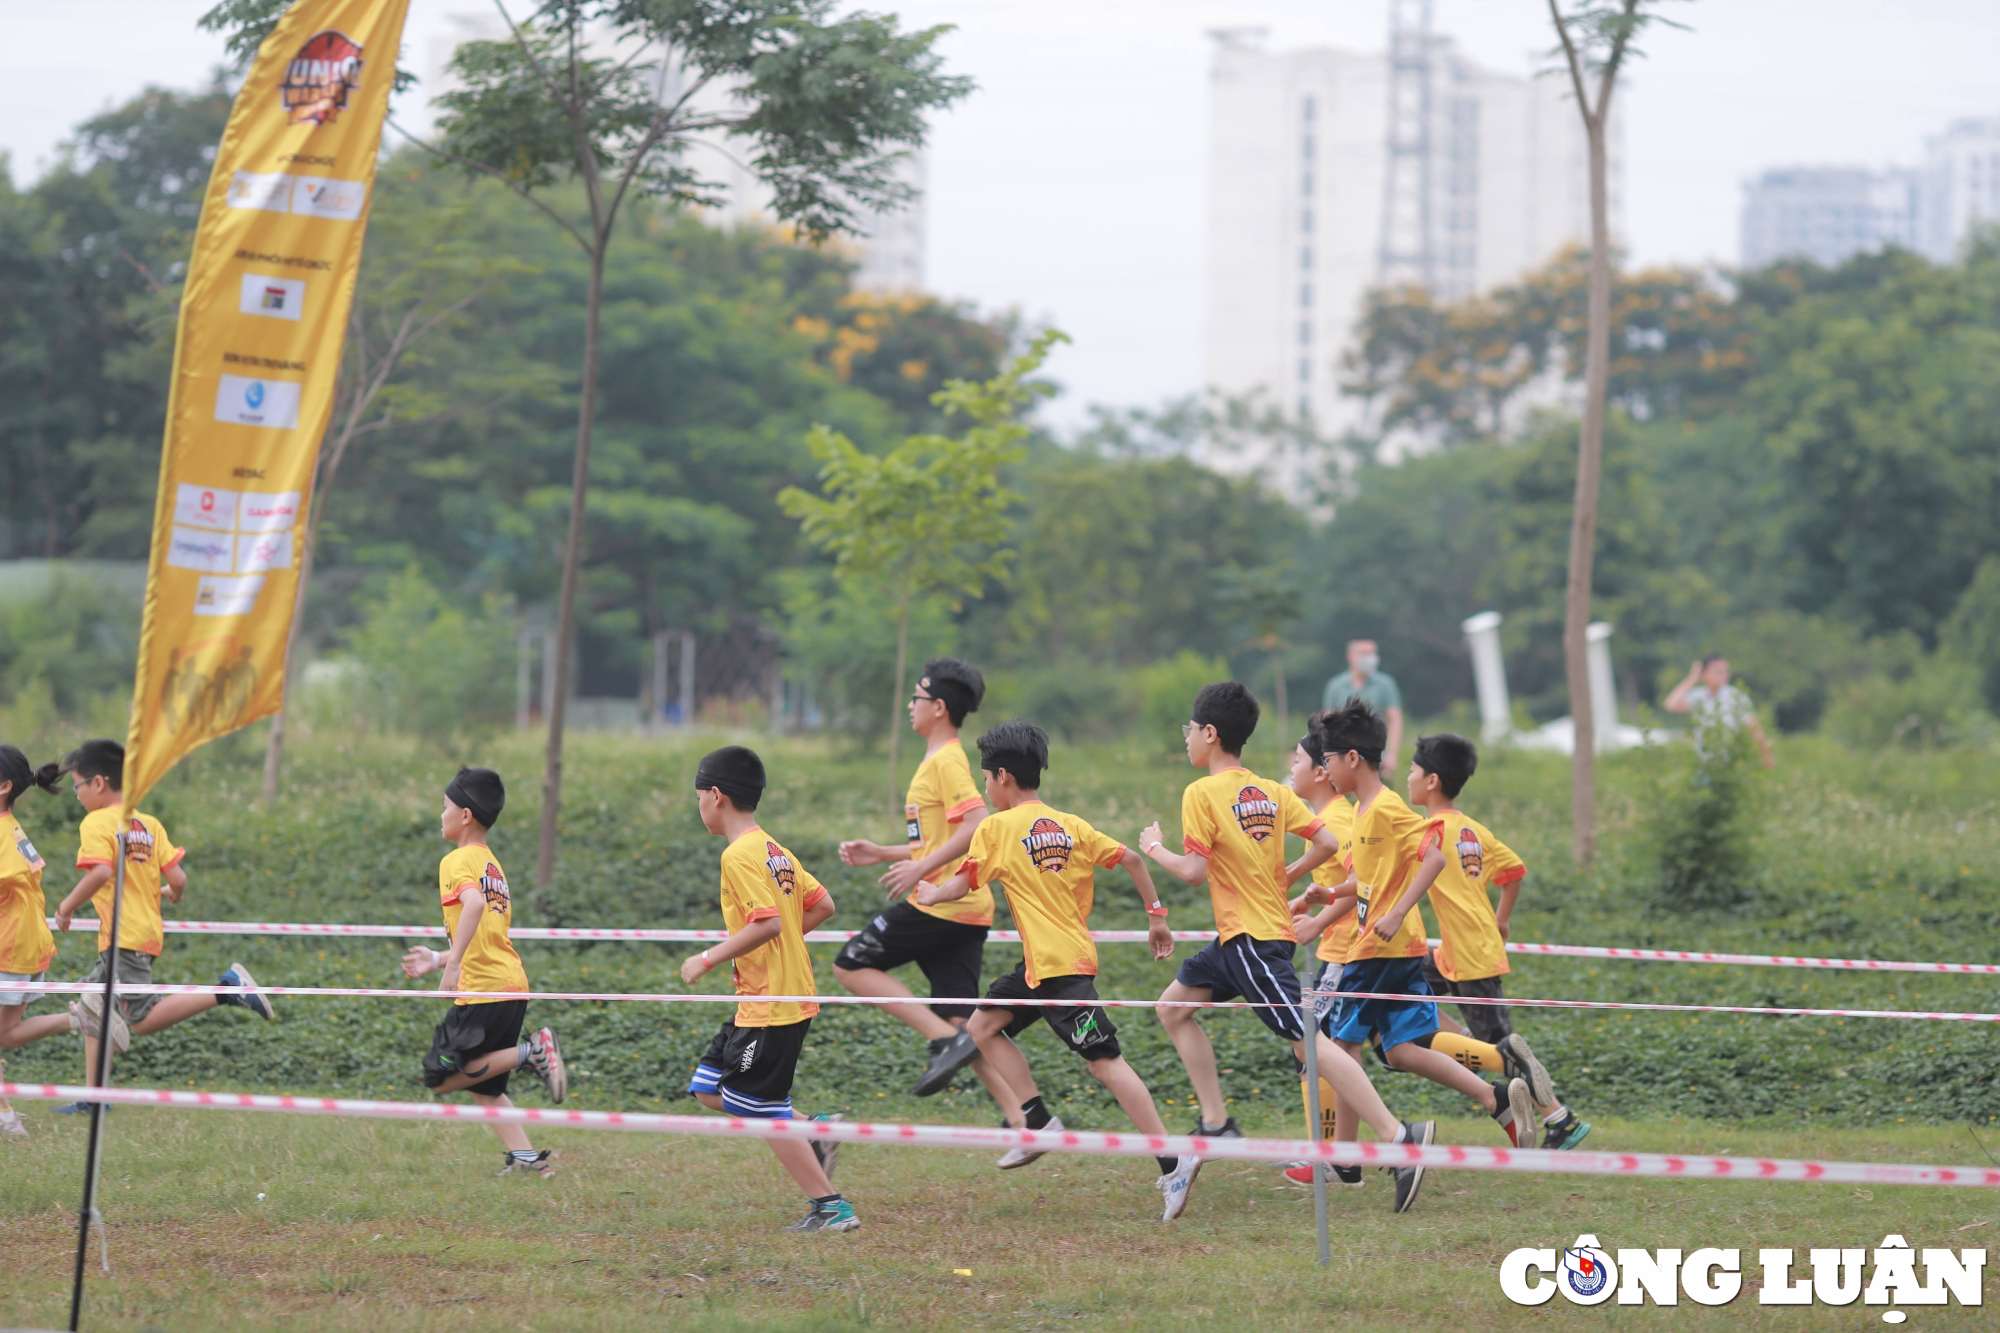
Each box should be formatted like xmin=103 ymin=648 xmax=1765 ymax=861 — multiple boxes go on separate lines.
xmin=1321 ymin=638 xmax=1404 ymax=771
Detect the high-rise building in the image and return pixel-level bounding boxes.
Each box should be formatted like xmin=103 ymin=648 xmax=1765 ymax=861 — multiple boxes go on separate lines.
xmin=1202 ymin=29 xmax=1609 ymax=490
xmin=1739 ymin=167 xmax=1920 ymax=269
xmin=1920 ymin=117 xmax=2000 ymax=264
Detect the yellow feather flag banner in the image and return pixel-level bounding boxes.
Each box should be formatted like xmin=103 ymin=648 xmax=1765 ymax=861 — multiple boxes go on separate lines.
xmin=122 ymin=0 xmax=411 ymax=808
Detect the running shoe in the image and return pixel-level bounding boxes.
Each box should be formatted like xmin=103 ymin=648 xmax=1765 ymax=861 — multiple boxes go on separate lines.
xmin=997 ymin=1115 xmax=1061 ymax=1170
xmin=1283 ymin=1163 xmax=1363 ymax=1186
xmin=1540 ymin=1112 xmax=1593 ymax=1151
xmin=0 ymin=1110 xmax=26 ymax=1139
xmin=912 ymin=1030 xmax=980 ymax=1097
xmin=784 ymin=1198 xmax=860 ymax=1232
xmin=1157 ymin=1155 xmax=1200 ymax=1221
xmin=1390 ymin=1120 xmax=1433 ymax=1214
xmin=1493 ymin=1076 xmax=1535 ymax=1147
xmin=54 ymin=1101 xmax=106 ymax=1116
xmin=68 ymin=998 xmax=130 ymax=1053
xmin=1499 ymin=1033 xmax=1555 ymax=1107
xmin=219 ymin=962 xmax=276 ymax=1020
xmin=1193 ymin=1116 xmax=1242 ymax=1138
xmin=498 ymin=1148 xmax=555 ymax=1177
xmin=810 ymin=1112 xmax=843 ymax=1182
xmin=525 ymin=1027 xmax=567 ymax=1104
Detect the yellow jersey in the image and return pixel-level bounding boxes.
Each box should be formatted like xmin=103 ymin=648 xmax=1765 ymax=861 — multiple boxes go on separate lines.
xmin=1423 ymin=811 xmax=1523 ymax=982
xmin=437 ymin=844 xmax=529 ymax=1004
xmin=1344 ymin=785 xmax=1437 ymax=963
xmin=905 ymin=742 xmax=991 ymax=927
xmin=0 ymin=811 xmax=55 ymax=976
xmin=1179 ymin=768 xmax=1324 ymax=943
xmin=76 ymin=806 xmax=182 ymax=957
xmin=961 ymin=801 xmax=1124 ymax=987
xmin=1310 ymin=796 xmax=1359 ymax=966
xmin=718 ymin=826 xmax=826 ymax=1027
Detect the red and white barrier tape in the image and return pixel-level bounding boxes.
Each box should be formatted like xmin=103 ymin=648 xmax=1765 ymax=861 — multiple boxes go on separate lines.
xmin=47 ymin=917 xmax=2000 ymax=975
xmin=5 ymin=1081 xmax=1996 ymax=1188
xmin=9 ymin=977 xmax=2000 ymax=1023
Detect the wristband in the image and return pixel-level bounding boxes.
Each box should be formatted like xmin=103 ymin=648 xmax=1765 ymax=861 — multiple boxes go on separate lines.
xmin=699 ymin=949 xmax=716 ymax=972
xmin=1144 ymin=902 xmax=1168 ymax=919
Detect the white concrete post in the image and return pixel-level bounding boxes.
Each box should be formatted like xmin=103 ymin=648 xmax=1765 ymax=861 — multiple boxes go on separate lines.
xmin=1586 ymin=621 xmax=1618 ymax=754
xmin=678 ymin=630 xmax=696 ymax=727
xmin=1460 ymin=610 xmax=1511 ymax=742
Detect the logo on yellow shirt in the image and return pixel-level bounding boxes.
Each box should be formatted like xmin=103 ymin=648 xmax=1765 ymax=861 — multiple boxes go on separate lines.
xmin=479 ymin=862 xmax=511 ymax=913
xmin=125 ymin=819 xmax=156 ymax=865
xmin=1022 ymin=817 xmax=1074 ymax=874
xmin=1231 ymin=786 xmax=1279 ymax=842
xmin=1455 ymin=828 xmax=1484 ymax=879
xmin=765 ymin=841 xmax=797 ymax=895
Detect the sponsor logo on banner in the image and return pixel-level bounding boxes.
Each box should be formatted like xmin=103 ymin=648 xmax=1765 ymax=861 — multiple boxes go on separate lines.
xmin=237 ymin=491 xmax=301 ymax=533
xmin=281 ymin=30 xmax=365 ymax=126
xmin=235 ymin=530 xmax=293 ymax=575
xmin=193 ymin=575 xmax=266 ymax=618
xmin=214 ymin=374 xmax=302 ymax=429
xmin=160 ymin=640 xmax=259 ymax=739
xmin=1499 ymin=1233 xmax=1987 ymax=1319
xmin=166 ymin=527 xmax=237 ymax=574
xmin=225 ymin=171 xmax=368 ymax=222
xmin=239 ymin=272 xmax=305 ymax=322
xmin=173 ymin=483 xmax=239 ymax=532
xmin=291 ymin=175 xmax=367 ymax=220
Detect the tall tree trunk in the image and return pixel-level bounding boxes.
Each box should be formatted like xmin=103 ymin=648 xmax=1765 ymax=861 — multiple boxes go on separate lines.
xmin=1273 ymin=657 xmax=1289 ymax=766
xmin=1565 ymin=114 xmax=1613 ymax=866
xmin=536 ymin=241 xmax=606 ymax=890
xmin=887 ymin=561 xmax=912 ymax=815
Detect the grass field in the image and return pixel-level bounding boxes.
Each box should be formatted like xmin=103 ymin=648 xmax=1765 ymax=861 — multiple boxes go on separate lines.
xmin=2 ymin=723 xmax=1998 ymax=1328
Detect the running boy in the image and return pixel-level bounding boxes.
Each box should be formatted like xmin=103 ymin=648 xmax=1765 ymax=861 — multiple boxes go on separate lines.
xmin=1139 ymin=683 xmax=1435 ymax=1213
xmin=913 ymin=721 xmax=1201 ymax=1220
xmin=0 ymin=745 xmax=66 ymax=1136
xmin=682 ymin=746 xmax=855 ymax=1233
xmin=400 ymin=766 xmax=568 ymax=1177
xmin=835 ymin=657 xmax=1014 ymax=1105
xmin=1378 ymin=732 xmax=1592 ymax=1150
xmin=50 ymin=739 xmax=274 ymax=1109
xmin=1303 ymin=704 xmax=1531 ymax=1150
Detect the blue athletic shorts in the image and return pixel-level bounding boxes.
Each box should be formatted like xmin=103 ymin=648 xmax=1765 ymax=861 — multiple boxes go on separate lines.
xmin=1326 ymin=957 xmax=1437 ymax=1050
xmin=1174 ymin=935 xmax=1306 ymax=1041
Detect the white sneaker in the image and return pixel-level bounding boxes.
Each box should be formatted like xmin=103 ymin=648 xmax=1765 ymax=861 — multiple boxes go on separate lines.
xmin=997 ymin=1115 xmax=1061 ymax=1170
xmin=1157 ymin=1154 xmax=1199 ymax=1221
xmin=0 ymin=1110 xmax=26 ymax=1139
xmin=69 ymin=998 xmax=131 ymax=1053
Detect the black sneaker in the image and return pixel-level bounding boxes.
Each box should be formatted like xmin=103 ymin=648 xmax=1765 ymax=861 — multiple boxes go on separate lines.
xmin=1390 ymin=1120 xmax=1433 ymax=1214
xmin=1541 ymin=1112 xmax=1593 ymax=1151
xmin=1333 ymin=1164 xmax=1363 ymax=1186
xmin=1499 ymin=1033 xmax=1555 ymax=1106
xmin=1490 ymin=1077 xmax=1535 ymax=1147
xmin=784 ymin=1198 xmax=859 ymax=1232
xmin=498 ymin=1148 xmax=555 ymax=1177
xmin=912 ymin=1030 xmax=980 ymax=1096
xmin=1194 ymin=1116 xmax=1242 ymax=1138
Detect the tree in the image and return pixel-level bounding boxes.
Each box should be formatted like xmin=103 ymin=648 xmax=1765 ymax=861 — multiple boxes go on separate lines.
xmin=1544 ymin=0 xmax=1682 ymax=865
xmin=208 ymin=0 xmax=971 ymax=887
xmin=780 ymin=330 xmax=1061 ymax=807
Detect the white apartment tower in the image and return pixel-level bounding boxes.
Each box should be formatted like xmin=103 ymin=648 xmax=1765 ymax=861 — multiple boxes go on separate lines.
xmin=1920 ymin=117 xmax=2000 ymax=264
xmin=1203 ymin=30 xmax=1612 ymax=491
xmin=1740 ymin=167 xmax=1920 ymax=270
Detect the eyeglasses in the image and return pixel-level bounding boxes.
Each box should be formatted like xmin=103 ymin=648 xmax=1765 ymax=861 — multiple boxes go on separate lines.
xmin=912 ymin=690 xmax=938 ymax=705
xmin=1182 ymin=721 xmax=1209 ymax=740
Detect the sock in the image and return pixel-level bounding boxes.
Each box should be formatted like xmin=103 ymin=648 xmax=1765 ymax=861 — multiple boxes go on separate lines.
xmin=515 ymin=1039 xmax=534 ymax=1064
xmin=1543 ymin=1106 xmax=1572 ymax=1129
xmin=1020 ymin=1096 xmax=1051 ymax=1130
xmin=812 ymin=1193 xmax=844 ymax=1208
xmin=1299 ymin=1077 xmax=1338 ymax=1141
xmin=1392 ymin=1122 xmax=1410 ymax=1144
xmin=1430 ymin=1029 xmax=1505 ymax=1073
xmin=1156 ymin=1155 xmax=1179 ymax=1175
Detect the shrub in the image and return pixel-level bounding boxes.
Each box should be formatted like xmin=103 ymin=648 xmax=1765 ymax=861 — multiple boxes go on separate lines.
xmin=1821 ymin=653 xmax=1997 ymax=750
xmin=313 ymin=566 xmax=517 ymax=743
xmin=1639 ymin=723 xmax=1764 ymax=912
xmin=1138 ymin=650 xmax=1232 ymax=750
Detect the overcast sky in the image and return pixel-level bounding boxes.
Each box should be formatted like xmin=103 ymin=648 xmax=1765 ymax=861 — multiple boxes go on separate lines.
xmin=4 ymin=0 xmax=1997 ymax=423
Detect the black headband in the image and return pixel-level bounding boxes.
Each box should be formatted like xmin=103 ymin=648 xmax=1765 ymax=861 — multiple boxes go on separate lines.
xmin=1297 ymin=733 xmax=1324 ymax=765
xmin=446 ymin=774 xmax=500 ymax=829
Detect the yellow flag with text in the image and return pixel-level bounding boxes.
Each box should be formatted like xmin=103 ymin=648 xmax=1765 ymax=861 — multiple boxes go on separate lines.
xmin=123 ymin=0 xmax=411 ymax=807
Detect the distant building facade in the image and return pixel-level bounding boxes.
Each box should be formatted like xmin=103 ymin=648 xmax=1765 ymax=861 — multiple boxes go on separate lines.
xmin=1740 ymin=167 xmax=1919 ymax=269
xmin=1920 ymin=117 xmax=2000 ymax=263
xmin=1202 ymin=31 xmax=1612 ymax=491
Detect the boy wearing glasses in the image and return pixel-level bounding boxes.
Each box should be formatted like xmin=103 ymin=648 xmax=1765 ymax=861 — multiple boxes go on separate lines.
xmin=835 ymin=658 xmax=1018 ymax=1111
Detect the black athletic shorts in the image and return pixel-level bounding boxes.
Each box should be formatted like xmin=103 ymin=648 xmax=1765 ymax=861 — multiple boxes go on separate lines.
xmin=422 ymin=999 xmax=528 ymax=1096
xmin=979 ymin=963 xmax=1121 ymax=1061
xmin=833 ymin=900 xmax=988 ymax=1019
xmin=1174 ymin=934 xmax=1307 ymax=1040
xmin=689 ymin=1017 xmax=812 ymax=1119
xmin=1422 ymin=951 xmax=1513 ymax=1043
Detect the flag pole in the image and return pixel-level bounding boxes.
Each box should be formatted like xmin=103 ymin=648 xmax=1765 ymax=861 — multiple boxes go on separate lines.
xmin=69 ymin=831 xmax=126 ymax=1330
xmin=1299 ymin=997 xmax=1331 ymax=1267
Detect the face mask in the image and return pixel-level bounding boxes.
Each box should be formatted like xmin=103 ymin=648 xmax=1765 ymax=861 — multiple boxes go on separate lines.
xmin=1356 ymin=652 xmax=1380 ymax=674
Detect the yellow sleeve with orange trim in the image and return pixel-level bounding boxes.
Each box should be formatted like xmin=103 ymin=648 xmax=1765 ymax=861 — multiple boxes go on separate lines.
xmin=1179 ymin=780 xmax=1216 ymax=856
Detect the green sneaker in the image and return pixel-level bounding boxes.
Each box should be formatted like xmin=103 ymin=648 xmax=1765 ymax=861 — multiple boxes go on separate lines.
xmin=784 ymin=1198 xmax=859 ymax=1233
xmin=1541 ymin=1114 xmax=1593 ymax=1151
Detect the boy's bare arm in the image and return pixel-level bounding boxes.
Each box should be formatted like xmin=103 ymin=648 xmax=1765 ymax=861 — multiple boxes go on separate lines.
xmin=438 ymin=883 xmax=487 ymax=993
xmin=1372 ymin=845 xmax=1448 ymax=941
xmin=53 ymin=864 xmax=115 ymax=930
xmin=1494 ymin=877 xmax=1523 ymax=940
xmin=1292 ymin=872 xmax=1355 ymax=913
xmin=680 ymin=915 xmax=784 ymax=985
xmin=161 ymin=860 xmax=187 ymax=904
xmin=1137 ymin=820 xmax=1208 ymax=885
xmin=1119 ymin=847 xmax=1174 ymax=960
xmin=802 ymin=890 xmax=838 ymax=932
xmin=884 ymin=807 xmax=988 ymax=898
xmin=1284 ymin=825 xmax=1342 ymax=889
xmin=913 ymin=869 xmax=973 ymax=907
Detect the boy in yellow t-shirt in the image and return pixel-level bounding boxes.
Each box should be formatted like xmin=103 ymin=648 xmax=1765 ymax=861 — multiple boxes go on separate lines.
xmin=48 ymin=740 xmax=274 ymax=1111
xmin=1398 ymin=733 xmax=1592 ymax=1151
xmin=399 ymin=767 xmax=568 ymax=1177
xmin=914 ymin=722 xmax=1202 ymax=1221
xmin=1138 ymin=683 xmax=1436 ymax=1214
xmin=835 ymin=658 xmax=1015 ymax=1107
xmin=0 ymin=744 xmax=70 ymax=1136
xmin=681 ymin=746 xmax=854 ymax=1233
